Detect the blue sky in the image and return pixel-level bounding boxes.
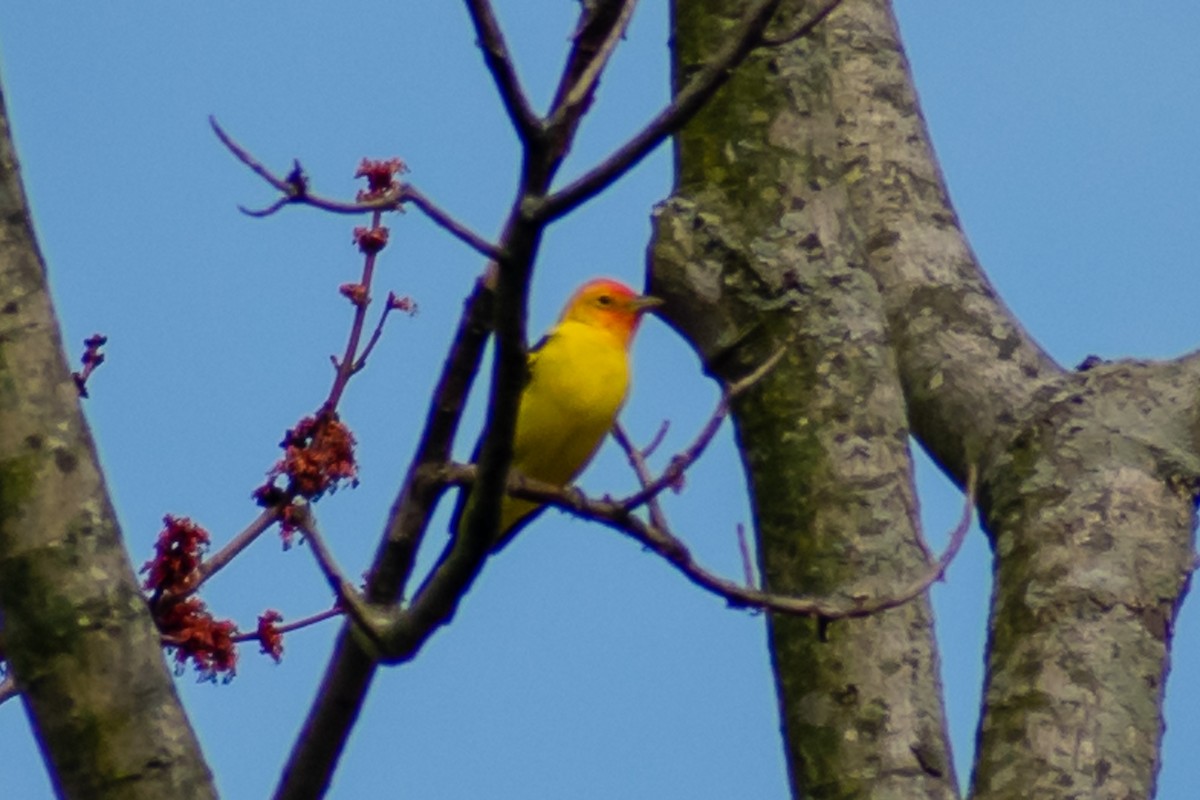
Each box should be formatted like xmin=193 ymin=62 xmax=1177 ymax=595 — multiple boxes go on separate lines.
xmin=1 ymin=3 xmax=1197 ymax=797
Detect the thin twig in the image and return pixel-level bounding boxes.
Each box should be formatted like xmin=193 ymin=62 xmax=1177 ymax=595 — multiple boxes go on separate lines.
xmin=230 ymin=608 xmax=343 ymax=644
xmin=352 ymin=303 xmax=394 ymax=375
xmin=736 ymin=524 xmax=756 ymax=588
xmin=612 ymin=422 xmax=670 ymax=532
xmin=535 ymin=0 xmax=844 ymax=222
xmin=293 ymin=508 xmax=391 ymax=646
xmin=619 ymin=347 xmax=785 ymax=512
xmin=464 ymin=0 xmax=541 ymax=142
xmin=193 ymin=508 xmax=279 ymax=588
xmin=641 ymin=420 xmax=670 ymax=459
xmin=210 ymin=117 xmax=504 ymax=261
xmin=402 ymin=186 xmax=506 ymax=262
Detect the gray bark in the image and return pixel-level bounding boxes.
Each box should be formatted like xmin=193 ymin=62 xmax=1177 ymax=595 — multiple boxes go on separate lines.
xmin=0 ymin=73 xmax=217 ymax=799
xmin=655 ymin=1 xmax=1196 ymax=798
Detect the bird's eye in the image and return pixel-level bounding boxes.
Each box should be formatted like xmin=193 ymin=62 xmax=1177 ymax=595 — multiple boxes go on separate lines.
xmin=597 ymin=294 xmax=613 ymax=306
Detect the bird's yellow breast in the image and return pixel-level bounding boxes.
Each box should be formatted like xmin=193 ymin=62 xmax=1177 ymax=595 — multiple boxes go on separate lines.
xmin=500 ymin=319 xmax=631 ymax=531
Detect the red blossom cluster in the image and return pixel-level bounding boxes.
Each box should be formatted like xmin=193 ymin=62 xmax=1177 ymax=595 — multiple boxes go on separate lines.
xmin=157 ymin=596 xmax=238 ymax=682
xmin=257 ymin=610 xmax=285 ymax=663
xmin=262 ymin=414 xmax=359 ymax=505
xmin=141 ymin=515 xmax=210 ymax=598
xmin=353 ymin=225 xmax=390 ymax=254
xmin=387 ymin=292 xmax=418 ymax=315
xmin=354 ymin=157 xmax=408 ymax=201
xmin=339 ymin=282 xmax=369 ymax=306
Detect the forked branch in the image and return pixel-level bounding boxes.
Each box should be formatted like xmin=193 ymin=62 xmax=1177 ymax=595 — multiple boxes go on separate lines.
xmin=534 ymin=0 xmax=845 ymax=222
xmin=210 ymin=117 xmax=504 ymax=261
xmin=617 ymin=347 xmax=786 ymax=512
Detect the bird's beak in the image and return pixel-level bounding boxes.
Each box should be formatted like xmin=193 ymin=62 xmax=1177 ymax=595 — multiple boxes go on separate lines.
xmin=629 ymin=294 xmax=664 ymax=314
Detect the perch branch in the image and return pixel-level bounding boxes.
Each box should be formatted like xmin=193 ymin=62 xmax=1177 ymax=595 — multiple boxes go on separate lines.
xmin=438 ymin=462 xmax=976 ymax=620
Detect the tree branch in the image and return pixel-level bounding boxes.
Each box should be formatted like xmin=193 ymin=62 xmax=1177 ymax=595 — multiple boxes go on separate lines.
xmin=210 ymin=117 xmax=504 ymax=261
xmin=293 ymin=507 xmax=393 ymax=648
xmin=534 ymin=0 xmax=844 ymax=222
xmin=618 ymin=347 xmax=785 ymax=512
xmin=545 ymin=0 xmax=639 ymax=134
xmin=436 ymin=462 xmax=975 ymax=620
xmin=193 ymin=508 xmax=279 ymax=589
xmin=463 ymin=0 xmax=542 ymax=142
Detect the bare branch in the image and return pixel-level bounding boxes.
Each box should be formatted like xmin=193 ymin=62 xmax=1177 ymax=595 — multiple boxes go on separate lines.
xmin=535 ymin=0 xmax=844 ymax=222
xmin=230 ymin=608 xmax=342 ymax=644
xmin=619 ymin=347 xmax=785 ymax=512
xmin=293 ymin=507 xmax=393 ymax=647
xmin=641 ymin=419 xmax=670 ymax=459
xmin=612 ymin=422 xmax=670 ymax=532
xmin=545 ymin=0 xmax=639 ymax=133
xmin=438 ymin=462 xmax=976 ymax=620
xmin=402 ymin=185 xmax=506 ymax=262
xmin=736 ymin=524 xmax=757 ymax=588
xmin=351 ymin=294 xmax=408 ymax=375
xmin=210 ymin=117 xmax=504 ymax=261
xmin=464 ymin=0 xmax=542 ymax=141
xmin=192 ymin=508 xmax=278 ymax=589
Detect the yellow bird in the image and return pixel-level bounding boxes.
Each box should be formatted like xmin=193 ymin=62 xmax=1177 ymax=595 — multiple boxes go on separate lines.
xmin=455 ymin=278 xmax=661 ymax=549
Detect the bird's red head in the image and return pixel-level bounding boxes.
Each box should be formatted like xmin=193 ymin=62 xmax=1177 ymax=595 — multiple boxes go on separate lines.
xmin=560 ymin=278 xmax=662 ymax=347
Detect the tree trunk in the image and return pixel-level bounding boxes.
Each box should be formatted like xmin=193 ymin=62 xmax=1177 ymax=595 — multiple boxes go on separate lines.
xmin=654 ymin=1 xmax=1196 ymax=798
xmin=0 ymin=73 xmax=216 ymax=800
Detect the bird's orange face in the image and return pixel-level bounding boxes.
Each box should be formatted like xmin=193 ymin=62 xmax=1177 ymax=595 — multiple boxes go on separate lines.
xmin=561 ymin=278 xmax=662 ymax=347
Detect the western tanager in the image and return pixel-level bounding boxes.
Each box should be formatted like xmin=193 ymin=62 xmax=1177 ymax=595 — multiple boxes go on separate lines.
xmin=455 ymin=278 xmax=661 ymax=548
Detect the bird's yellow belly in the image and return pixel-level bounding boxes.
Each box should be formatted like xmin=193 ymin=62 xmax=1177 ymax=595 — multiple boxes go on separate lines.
xmin=500 ymin=324 xmax=630 ymax=530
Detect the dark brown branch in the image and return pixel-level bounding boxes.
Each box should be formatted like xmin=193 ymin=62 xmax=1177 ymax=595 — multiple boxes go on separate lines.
xmin=535 ymin=0 xmax=844 ymax=222
xmin=439 ymin=462 xmax=976 ymax=620
xmin=210 ymin=117 xmax=504 ymax=261
xmin=464 ymin=0 xmax=541 ymax=141
xmin=368 ymin=279 xmax=494 ymax=601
